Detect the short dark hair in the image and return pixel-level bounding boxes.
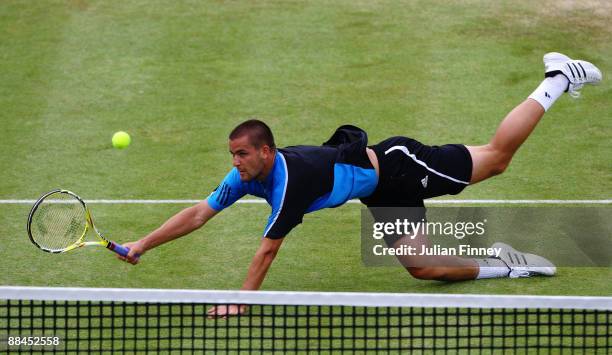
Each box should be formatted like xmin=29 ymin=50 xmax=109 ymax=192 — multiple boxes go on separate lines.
xmin=229 ymin=119 xmax=276 ymax=149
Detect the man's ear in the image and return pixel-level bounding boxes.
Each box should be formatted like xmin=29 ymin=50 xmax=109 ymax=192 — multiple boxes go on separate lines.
xmin=261 ymin=144 xmax=271 ymax=158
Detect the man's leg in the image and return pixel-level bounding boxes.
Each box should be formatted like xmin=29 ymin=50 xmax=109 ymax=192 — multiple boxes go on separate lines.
xmin=391 ymin=234 xmax=480 ymax=281
xmin=392 ymin=53 xmax=601 ymax=281
xmin=466 ymin=99 xmax=546 ymax=184
xmin=466 ymin=52 xmax=602 ymax=184
xmin=391 ymin=232 xmax=556 ymax=281
xmin=388 ymin=96 xmax=549 ymax=281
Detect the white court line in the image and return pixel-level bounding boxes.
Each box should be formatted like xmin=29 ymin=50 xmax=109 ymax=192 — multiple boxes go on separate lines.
xmin=0 ymin=199 xmax=610 ymax=205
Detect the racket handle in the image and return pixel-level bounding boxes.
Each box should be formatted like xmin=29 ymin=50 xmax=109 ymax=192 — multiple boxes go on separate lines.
xmin=108 ymin=241 xmax=141 ymax=258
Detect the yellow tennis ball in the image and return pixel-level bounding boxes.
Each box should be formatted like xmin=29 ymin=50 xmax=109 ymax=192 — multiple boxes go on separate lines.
xmin=112 ymin=131 xmax=131 ymax=149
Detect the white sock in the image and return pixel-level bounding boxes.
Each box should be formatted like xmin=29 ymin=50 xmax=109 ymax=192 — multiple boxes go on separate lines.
xmin=528 ymin=75 xmax=569 ymax=111
xmin=475 ymin=258 xmax=510 ymax=279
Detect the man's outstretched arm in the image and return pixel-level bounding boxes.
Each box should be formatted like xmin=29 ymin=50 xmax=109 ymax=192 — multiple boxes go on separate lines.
xmin=121 ymin=200 xmax=218 ymax=263
xmin=241 ymin=237 xmax=284 ymax=290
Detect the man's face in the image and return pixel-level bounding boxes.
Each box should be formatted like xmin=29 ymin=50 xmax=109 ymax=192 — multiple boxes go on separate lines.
xmin=229 ymin=135 xmax=268 ymax=181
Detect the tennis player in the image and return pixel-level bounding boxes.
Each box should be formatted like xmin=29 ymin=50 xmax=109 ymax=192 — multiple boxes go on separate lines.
xmin=121 ymin=52 xmax=601 ymax=316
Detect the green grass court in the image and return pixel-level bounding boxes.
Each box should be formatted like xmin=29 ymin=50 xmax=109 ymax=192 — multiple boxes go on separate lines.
xmin=1 ymin=0 xmax=610 ymax=297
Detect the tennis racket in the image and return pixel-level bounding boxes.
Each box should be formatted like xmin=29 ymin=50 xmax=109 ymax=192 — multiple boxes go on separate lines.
xmin=27 ymin=189 xmax=137 ymax=258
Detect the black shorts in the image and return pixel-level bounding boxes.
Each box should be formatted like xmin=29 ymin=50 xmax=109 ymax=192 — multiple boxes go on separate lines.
xmin=360 ymin=136 xmax=473 ymax=246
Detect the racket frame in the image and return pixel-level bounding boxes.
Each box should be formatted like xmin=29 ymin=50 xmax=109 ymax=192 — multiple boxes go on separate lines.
xmin=27 ymin=189 xmax=131 ymax=256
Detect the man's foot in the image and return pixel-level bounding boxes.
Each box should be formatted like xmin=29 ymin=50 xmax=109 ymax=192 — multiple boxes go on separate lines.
xmin=543 ymin=52 xmax=602 ymax=98
xmin=492 ymin=242 xmax=556 ymax=278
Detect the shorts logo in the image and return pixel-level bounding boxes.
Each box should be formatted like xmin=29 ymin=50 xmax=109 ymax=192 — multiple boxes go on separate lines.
xmin=421 ymin=175 xmax=429 ymax=188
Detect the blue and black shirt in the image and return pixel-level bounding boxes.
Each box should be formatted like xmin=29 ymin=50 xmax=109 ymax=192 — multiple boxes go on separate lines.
xmin=206 ymin=126 xmax=378 ymax=239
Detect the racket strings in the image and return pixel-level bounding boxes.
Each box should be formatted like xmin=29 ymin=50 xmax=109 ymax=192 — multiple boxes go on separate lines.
xmin=30 ymin=192 xmax=87 ymax=251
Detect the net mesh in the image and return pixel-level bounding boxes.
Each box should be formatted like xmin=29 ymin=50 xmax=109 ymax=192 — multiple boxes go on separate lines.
xmin=29 ymin=192 xmax=86 ymax=251
xmin=1 ymin=289 xmax=610 ymax=353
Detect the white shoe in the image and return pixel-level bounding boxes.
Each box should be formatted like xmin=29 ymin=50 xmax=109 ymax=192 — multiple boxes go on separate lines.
xmin=543 ymin=52 xmax=602 ymax=98
xmin=492 ymin=242 xmax=556 ymax=278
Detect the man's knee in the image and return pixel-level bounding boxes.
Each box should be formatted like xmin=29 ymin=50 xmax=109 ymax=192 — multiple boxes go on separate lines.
xmin=467 ymin=144 xmax=513 ymax=183
xmin=406 ymin=266 xmax=447 ymax=280
xmin=485 ymin=145 xmax=512 ymax=176
xmin=490 ymin=158 xmax=510 ymax=176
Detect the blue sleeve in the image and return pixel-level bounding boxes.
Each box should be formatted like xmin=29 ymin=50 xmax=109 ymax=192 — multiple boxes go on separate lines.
xmin=206 ymin=168 xmax=247 ymax=211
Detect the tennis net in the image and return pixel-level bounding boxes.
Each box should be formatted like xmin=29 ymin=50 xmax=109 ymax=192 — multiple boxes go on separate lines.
xmin=1 ymin=286 xmax=610 ymax=353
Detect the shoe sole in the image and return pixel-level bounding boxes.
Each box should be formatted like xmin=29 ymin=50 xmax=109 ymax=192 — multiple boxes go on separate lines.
xmin=492 ymin=242 xmax=556 ymax=276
